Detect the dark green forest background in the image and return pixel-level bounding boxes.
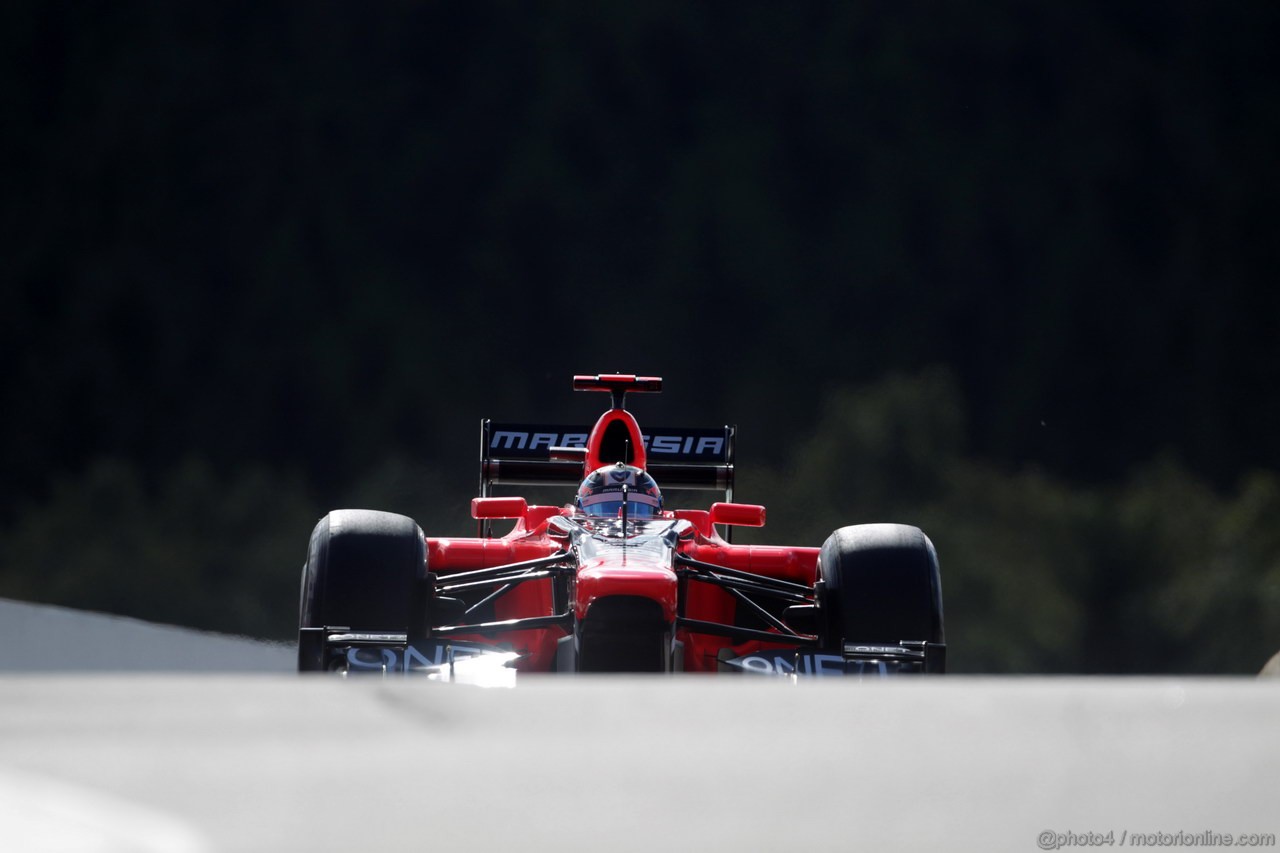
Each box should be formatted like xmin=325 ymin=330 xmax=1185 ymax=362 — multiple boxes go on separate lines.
xmin=3 ymin=3 xmax=1278 ymax=673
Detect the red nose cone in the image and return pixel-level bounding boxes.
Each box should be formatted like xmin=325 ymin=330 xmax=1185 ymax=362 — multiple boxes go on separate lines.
xmin=575 ymin=556 xmax=677 ymax=623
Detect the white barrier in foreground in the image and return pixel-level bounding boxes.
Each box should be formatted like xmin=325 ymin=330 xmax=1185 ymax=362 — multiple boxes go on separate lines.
xmin=0 ymin=598 xmax=293 ymax=672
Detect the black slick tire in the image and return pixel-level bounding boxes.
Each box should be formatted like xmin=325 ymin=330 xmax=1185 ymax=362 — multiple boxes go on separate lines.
xmin=817 ymin=523 xmax=944 ymax=654
xmin=297 ymin=509 xmax=426 ymax=671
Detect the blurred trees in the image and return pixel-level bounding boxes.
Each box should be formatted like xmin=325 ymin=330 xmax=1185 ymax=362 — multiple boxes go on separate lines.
xmin=0 ymin=454 xmax=469 ymax=639
xmin=3 ymin=2 xmax=1279 ymax=669
xmin=744 ymin=370 xmax=1280 ymax=673
xmin=0 ymin=459 xmax=317 ymax=637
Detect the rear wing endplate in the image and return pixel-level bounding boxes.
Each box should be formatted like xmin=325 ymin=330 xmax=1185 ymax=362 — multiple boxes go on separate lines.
xmin=480 ymin=421 xmax=736 ymax=501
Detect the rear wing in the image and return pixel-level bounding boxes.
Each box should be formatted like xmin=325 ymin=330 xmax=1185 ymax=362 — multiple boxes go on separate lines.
xmin=479 ymin=421 xmax=736 ymax=501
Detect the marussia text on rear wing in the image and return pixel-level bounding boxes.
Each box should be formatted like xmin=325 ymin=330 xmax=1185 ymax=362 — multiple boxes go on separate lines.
xmin=479 ymin=421 xmax=736 ymax=499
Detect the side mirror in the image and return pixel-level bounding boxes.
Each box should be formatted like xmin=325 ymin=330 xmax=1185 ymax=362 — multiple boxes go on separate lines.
xmin=709 ymin=502 xmax=766 ymax=527
xmin=471 ymin=497 xmax=528 ymax=520
xmin=547 ymin=515 xmax=573 ymax=540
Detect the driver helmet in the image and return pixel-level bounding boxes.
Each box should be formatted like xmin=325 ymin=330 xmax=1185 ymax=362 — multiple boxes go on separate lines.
xmin=576 ymin=463 xmax=663 ymax=519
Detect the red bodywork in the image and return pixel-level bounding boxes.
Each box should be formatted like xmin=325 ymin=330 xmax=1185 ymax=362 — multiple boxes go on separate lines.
xmin=424 ymin=375 xmax=821 ymax=673
xmin=427 ymin=516 xmax=818 ymax=673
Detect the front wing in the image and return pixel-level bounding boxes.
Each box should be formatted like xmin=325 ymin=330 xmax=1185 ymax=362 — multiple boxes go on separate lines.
xmin=298 ymin=628 xmax=944 ymax=680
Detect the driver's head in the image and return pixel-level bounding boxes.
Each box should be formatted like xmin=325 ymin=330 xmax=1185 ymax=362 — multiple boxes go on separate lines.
xmin=576 ymin=463 xmax=663 ymax=519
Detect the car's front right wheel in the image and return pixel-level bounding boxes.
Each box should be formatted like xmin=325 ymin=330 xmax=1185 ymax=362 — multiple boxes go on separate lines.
xmin=297 ymin=509 xmax=426 ymax=671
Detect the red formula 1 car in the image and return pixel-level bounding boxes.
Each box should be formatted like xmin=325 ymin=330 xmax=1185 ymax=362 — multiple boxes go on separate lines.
xmin=297 ymin=374 xmax=945 ymax=679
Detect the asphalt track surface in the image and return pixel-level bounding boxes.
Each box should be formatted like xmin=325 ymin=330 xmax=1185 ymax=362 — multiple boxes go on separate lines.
xmin=1 ymin=600 xmax=1277 ymax=852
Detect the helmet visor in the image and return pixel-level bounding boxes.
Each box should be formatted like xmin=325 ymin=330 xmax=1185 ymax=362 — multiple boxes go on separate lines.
xmin=579 ymin=491 xmax=661 ymax=518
